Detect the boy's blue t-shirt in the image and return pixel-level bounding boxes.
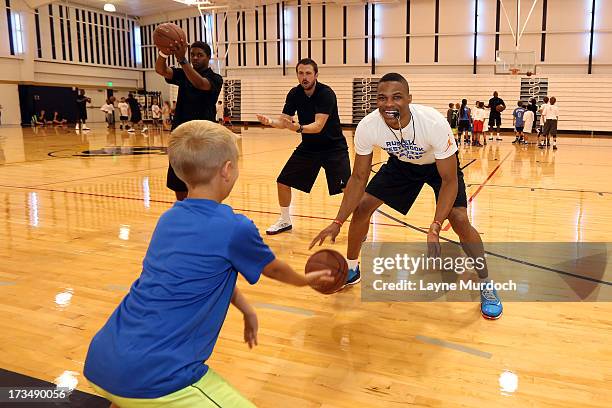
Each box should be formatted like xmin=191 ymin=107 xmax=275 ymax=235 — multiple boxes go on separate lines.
xmin=84 ymin=199 xmax=275 ymax=398
xmin=513 ymin=107 xmax=526 ymax=126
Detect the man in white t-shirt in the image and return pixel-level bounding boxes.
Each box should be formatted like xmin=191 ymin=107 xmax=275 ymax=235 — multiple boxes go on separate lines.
xmin=310 ymin=73 xmax=502 ymax=320
xmin=540 ymin=96 xmax=559 ymax=150
xmin=117 ymin=97 xmax=130 ymax=130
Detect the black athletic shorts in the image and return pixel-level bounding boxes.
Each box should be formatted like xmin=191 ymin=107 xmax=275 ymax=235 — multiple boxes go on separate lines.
xmin=488 ymin=112 xmax=502 ymax=127
xmin=131 ymin=113 xmax=142 ymax=123
xmin=458 ymin=120 xmax=471 ymax=133
xmin=167 ymin=164 xmax=187 ymax=192
xmin=365 ymin=155 xmax=468 ymax=215
xmin=277 ymin=148 xmax=351 ymax=195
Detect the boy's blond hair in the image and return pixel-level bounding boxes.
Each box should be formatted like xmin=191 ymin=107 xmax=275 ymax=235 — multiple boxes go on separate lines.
xmin=168 ymin=120 xmax=238 ymax=187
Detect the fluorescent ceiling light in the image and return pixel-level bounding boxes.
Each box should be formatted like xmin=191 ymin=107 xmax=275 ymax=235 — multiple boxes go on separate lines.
xmin=104 ymin=3 xmax=116 ymax=12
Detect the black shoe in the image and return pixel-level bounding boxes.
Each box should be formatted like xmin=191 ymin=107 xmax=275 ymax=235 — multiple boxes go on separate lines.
xmin=553 ymin=145 xmax=558 ymax=150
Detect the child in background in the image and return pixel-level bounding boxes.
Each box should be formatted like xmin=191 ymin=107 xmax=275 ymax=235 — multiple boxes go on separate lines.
xmin=162 ymin=101 xmax=172 ymax=131
xmin=512 ymin=101 xmax=527 ymax=144
xmin=151 ymin=100 xmax=161 ymax=129
xmin=447 ymin=102 xmax=458 ymax=143
xmin=472 ymin=101 xmax=487 ymax=147
xmin=523 ymin=105 xmax=535 ymax=145
xmin=117 ymin=97 xmax=130 ymax=130
xmin=100 ymin=99 xmax=115 ymax=129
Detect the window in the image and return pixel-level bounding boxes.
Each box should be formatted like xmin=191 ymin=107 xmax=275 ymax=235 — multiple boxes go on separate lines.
xmin=11 ymin=11 xmax=24 ymax=54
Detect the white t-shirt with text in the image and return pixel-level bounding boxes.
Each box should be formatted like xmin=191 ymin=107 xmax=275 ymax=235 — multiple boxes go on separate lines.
xmin=355 ymin=104 xmax=458 ymax=165
xmin=118 ymin=102 xmax=129 ymax=117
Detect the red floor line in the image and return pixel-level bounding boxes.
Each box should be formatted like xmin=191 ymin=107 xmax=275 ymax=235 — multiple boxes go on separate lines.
xmin=442 ymin=151 xmax=512 ymax=232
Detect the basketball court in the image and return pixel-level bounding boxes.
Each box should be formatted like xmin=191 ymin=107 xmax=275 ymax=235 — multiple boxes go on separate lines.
xmin=0 ymin=0 xmax=611 ymax=407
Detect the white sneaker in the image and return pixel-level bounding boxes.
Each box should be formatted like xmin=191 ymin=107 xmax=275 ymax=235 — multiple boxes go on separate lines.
xmin=82 ymin=126 xmax=91 ymax=130
xmin=266 ymin=218 xmax=292 ymax=235
xmin=75 ymin=124 xmax=79 ymax=130
xmin=127 ymin=128 xmax=135 ymax=133
xmin=142 ymin=127 xmax=148 ymax=132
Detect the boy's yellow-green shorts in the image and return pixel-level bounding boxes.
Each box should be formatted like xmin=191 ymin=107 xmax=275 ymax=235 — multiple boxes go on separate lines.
xmin=88 ymin=368 xmax=256 ymax=408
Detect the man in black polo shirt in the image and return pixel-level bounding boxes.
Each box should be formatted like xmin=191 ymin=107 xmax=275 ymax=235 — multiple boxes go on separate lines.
xmin=155 ymin=40 xmax=223 ymax=201
xmin=486 ymin=91 xmax=506 ymax=141
xmin=257 ymin=58 xmax=351 ymax=235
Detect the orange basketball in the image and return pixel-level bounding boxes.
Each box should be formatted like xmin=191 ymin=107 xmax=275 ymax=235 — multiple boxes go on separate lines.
xmin=496 ymin=105 xmax=505 ymax=113
xmin=153 ymin=23 xmax=186 ymax=54
xmin=305 ymin=249 xmax=348 ymax=294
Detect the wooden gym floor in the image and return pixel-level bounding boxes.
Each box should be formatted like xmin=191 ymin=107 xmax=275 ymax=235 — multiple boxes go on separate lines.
xmin=0 ymin=124 xmax=610 ymax=407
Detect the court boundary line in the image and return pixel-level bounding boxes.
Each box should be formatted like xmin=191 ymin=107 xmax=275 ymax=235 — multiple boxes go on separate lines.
xmin=0 ymin=184 xmax=410 ymax=229
xmin=465 ymin=183 xmax=611 ymax=195
xmin=442 ymin=151 xmax=512 ymax=231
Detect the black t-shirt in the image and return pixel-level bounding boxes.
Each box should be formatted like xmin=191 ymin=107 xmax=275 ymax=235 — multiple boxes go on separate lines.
xmin=282 ymin=82 xmax=347 ymax=152
xmin=167 ymin=67 xmax=223 ymax=129
xmin=126 ymin=97 xmax=140 ymax=114
xmin=488 ymin=97 xmax=505 ymax=116
xmin=527 ymin=102 xmax=538 ymax=114
xmin=76 ymin=95 xmax=88 ymax=115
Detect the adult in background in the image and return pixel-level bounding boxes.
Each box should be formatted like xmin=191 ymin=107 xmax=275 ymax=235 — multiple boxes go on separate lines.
xmin=126 ymin=93 xmax=147 ymax=134
xmin=486 ymin=91 xmax=505 ymax=141
xmin=75 ymin=89 xmax=91 ymax=132
xmin=155 ymin=39 xmax=223 ymax=201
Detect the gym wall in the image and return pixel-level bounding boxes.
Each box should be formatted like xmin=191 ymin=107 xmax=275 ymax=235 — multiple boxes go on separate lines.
xmin=0 ymin=0 xmax=142 ymax=125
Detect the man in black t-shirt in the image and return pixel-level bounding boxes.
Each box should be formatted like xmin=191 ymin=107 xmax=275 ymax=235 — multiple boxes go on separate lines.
xmin=125 ymin=93 xmax=146 ymax=134
xmin=485 ymin=91 xmax=505 ymax=141
xmin=75 ymin=89 xmax=91 ymax=132
xmin=257 ymin=58 xmax=351 ymax=235
xmin=155 ymin=40 xmax=223 ymax=201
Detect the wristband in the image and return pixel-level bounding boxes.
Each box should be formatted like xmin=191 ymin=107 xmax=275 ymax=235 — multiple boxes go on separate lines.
xmin=332 ymin=219 xmax=343 ymax=227
xmin=432 ymin=220 xmax=443 ymax=228
xmin=158 ymin=51 xmax=169 ymax=59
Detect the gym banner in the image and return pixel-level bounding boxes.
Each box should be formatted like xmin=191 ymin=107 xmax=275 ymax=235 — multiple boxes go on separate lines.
xmin=520 ymin=76 xmax=548 ymax=124
xmin=361 ymin=242 xmax=612 ymax=302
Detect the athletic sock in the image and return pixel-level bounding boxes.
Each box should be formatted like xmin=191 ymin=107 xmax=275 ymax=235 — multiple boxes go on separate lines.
xmin=280 ymin=206 xmax=291 ymax=222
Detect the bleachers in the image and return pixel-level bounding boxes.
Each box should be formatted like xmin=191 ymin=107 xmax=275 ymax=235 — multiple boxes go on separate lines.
xmin=206 ymin=74 xmax=612 ymax=133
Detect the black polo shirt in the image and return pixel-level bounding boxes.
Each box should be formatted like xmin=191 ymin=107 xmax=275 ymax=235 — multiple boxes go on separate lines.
xmin=282 ymin=81 xmax=347 ymax=152
xmin=167 ymin=66 xmax=223 ymax=129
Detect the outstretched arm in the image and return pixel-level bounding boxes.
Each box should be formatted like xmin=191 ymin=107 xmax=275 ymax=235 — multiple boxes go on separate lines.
xmin=310 ymin=153 xmax=373 ymax=248
xmin=256 ymin=113 xmax=294 ymax=129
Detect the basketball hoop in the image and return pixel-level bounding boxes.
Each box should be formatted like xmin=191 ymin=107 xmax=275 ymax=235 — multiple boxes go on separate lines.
xmin=510 ymin=68 xmax=520 ymax=75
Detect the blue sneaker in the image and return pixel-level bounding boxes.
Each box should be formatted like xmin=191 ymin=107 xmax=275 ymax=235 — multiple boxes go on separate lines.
xmin=339 ymin=265 xmax=361 ymax=291
xmin=480 ymin=282 xmax=503 ymax=320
